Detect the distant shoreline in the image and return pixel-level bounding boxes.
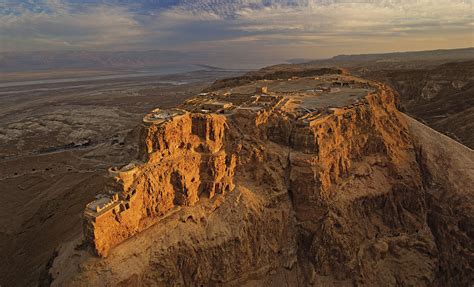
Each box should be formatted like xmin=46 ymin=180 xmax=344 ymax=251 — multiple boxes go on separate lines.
xmin=0 ymin=67 xmax=250 ymax=88
xmin=0 ymin=70 xmax=192 ymax=88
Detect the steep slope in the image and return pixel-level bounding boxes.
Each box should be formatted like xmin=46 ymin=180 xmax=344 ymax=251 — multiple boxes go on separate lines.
xmin=45 ymin=72 xmax=473 ymax=286
xmin=406 ymin=115 xmax=474 ymax=286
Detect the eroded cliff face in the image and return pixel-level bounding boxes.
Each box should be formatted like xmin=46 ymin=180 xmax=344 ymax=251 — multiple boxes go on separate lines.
xmin=47 ymin=73 xmax=473 ymax=286
xmin=286 ymin=89 xmax=436 ymax=285
xmin=84 ymin=112 xmax=237 ymax=257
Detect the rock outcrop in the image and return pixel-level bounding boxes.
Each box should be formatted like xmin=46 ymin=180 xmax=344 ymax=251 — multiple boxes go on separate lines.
xmin=46 ymin=72 xmax=473 ymax=286
xmin=83 ymin=110 xmax=237 ymax=257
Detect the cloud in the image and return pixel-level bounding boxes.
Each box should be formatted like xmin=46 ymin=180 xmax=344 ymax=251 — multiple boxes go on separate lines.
xmin=0 ymin=0 xmax=144 ymax=51
xmin=136 ymin=0 xmax=472 ymax=62
xmin=0 ymin=0 xmax=472 ymax=64
xmin=162 ymin=0 xmax=472 ymax=36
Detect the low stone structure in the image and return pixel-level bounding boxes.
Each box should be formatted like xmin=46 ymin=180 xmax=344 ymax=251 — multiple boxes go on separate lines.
xmin=85 ymin=193 xmax=119 ymax=214
xmin=256 ymin=86 xmax=268 ymax=94
xmin=143 ymin=108 xmax=186 ymax=125
xmin=200 ymin=101 xmax=233 ymax=113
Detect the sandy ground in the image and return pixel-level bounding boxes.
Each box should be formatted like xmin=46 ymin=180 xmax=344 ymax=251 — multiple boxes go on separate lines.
xmin=0 ymin=70 xmax=243 ymax=287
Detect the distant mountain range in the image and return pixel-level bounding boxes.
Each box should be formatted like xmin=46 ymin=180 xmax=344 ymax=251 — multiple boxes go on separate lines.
xmin=287 ymin=47 xmax=474 ymax=66
xmin=330 ymin=47 xmax=474 ymax=62
xmin=1 ymin=47 xmax=473 ymax=74
xmin=0 ymin=50 xmax=208 ymax=73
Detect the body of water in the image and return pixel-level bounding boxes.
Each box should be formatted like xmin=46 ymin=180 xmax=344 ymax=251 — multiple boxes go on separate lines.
xmin=0 ymin=67 xmax=201 ymax=88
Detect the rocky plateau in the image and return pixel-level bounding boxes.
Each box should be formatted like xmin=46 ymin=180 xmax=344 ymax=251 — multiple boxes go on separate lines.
xmin=41 ymin=69 xmax=474 ymax=286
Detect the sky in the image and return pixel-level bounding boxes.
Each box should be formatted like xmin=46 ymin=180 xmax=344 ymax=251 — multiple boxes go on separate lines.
xmin=0 ymin=0 xmax=473 ymax=63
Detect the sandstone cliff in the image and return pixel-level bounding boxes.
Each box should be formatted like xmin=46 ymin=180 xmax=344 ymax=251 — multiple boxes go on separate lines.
xmin=83 ymin=110 xmax=237 ymax=257
xmin=46 ymin=72 xmax=473 ymax=286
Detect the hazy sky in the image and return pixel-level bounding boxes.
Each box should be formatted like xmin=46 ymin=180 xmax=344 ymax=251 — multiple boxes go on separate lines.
xmin=1 ymin=0 xmax=473 ymax=63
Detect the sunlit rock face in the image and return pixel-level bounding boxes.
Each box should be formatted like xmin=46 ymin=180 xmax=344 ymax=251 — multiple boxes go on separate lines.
xmin=48 ymin=71 xmax=473 ymax=287
xmin=84 ymin=111 xmax=237 ymax=257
